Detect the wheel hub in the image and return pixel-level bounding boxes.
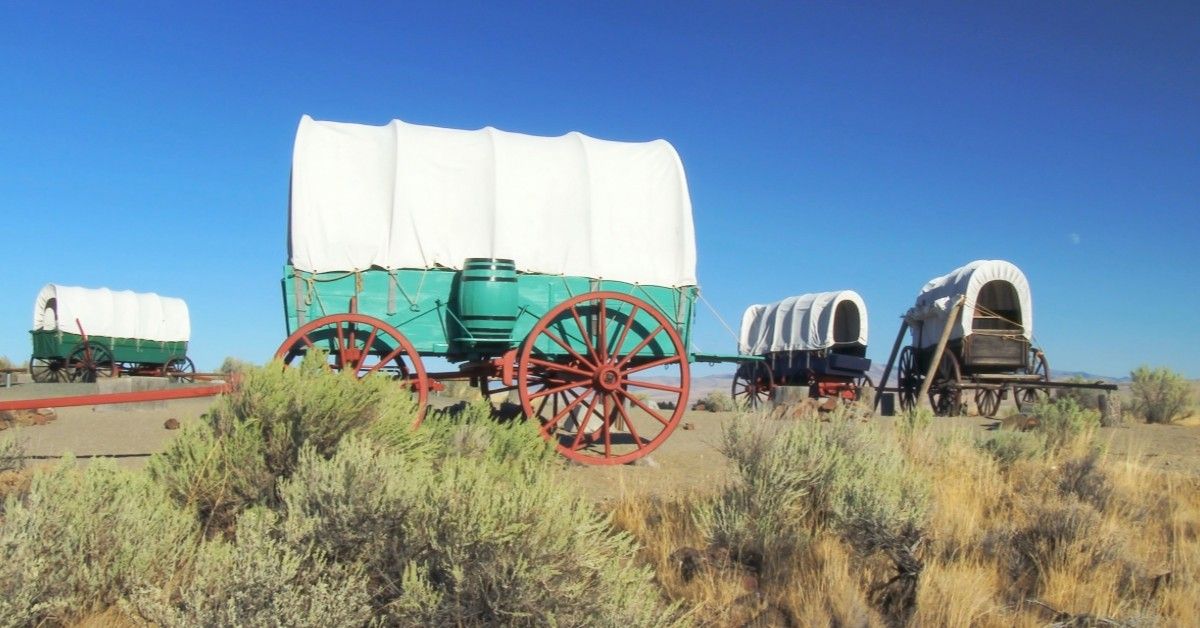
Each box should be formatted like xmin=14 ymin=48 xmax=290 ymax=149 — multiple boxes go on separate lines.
xmin=594 ymin=365 xmax=622 ymax=392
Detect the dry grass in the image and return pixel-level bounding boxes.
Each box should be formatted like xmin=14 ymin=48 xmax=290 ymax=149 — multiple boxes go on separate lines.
xmin=609 ymin=406 xmax=1200 ymax=626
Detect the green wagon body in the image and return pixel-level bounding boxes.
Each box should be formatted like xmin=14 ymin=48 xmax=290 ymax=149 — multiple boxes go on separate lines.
xmin=30 ymin=330 xmax=187 ymax=365
xmin=281 ymin=265 xmax=697 ymax=362
xmin=282 ymin=116 xmax=702 ymax=465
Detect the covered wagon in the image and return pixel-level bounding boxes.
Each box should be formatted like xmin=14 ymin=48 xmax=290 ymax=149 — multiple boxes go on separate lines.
xmin=895 ymin=259 xmax=1045 ymax=416
xmin=277 ymin=115 xmax=699 ymax=464
xmin=29 ymin=284 xmax=193 ymax=382
xmin=730 ymin=290 xmax=872 ymax=408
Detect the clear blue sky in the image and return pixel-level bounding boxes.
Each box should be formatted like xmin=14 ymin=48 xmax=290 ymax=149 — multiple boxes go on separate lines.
xmin=2 ymin=2 xmax=1197 ymax=377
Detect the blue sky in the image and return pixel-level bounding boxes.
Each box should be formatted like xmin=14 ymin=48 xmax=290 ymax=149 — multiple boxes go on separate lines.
xmin=1 ymin=2 xmax=1197 ymax=377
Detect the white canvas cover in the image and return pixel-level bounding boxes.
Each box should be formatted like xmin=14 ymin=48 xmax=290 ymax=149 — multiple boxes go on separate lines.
xmin=289 ymin=115 xmax=697 ymax=287
xmin=32 ymin=284 xmax=190 ymax=342
xmin=905 ymin=260 xmax=1032 ymax=349
xmin=739 ymin=291 xmax=869 ymax=355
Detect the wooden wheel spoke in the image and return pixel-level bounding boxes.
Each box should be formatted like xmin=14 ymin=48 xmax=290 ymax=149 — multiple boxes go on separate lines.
xmin=540 ymin=328 xmax=597 ymax=370
xmin=618 ymin=388 xmax=673 ymax=427
xmin=622 ymin=378 xmax=683 ymax=394
xmin=615 ymin=400 xmax=647 ymax=449
xmin=597 ymin=298 xmax=608 ymax=363
xmin=623 ymin=355 xmax=683 ymax=375
xmin=610 ymin=304 xmax=640 ymax=359
xmin=602 ymin=393 xmax=613 ymax=458
xmin=615 ymin=324 xmax=666 ymax=369
xmin=567 ymin=305 xmax=600 ymax=362
xmin=355 ymin=326 xmax=380 ymax=372
xmin=542 ymin=389 xmax=594 ymax=437
xmin=529 ymin=378 xmax=592 ymax=400
xmin=568 ymin=392 xmax=602 ymax=450
xmin=527 ymin=357 xmax=593 ymax=379
xmin=365 ymin=344 xmax=406 ymax=377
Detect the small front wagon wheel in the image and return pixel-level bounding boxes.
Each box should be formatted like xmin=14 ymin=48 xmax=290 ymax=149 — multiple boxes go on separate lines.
xmin=274 ymin=313 xmax=429 ymax=427
xmin=731 ymin=360 xmax=773 ymax=410
xmin=30 ymin=356 xmax=69 ymax=383
xmin=517 ymin=291 xmax=690 ymax=465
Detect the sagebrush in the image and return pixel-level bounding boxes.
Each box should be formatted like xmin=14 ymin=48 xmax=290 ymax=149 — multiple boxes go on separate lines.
xmin=1130 ymin=365 xmax=1192 ymax=424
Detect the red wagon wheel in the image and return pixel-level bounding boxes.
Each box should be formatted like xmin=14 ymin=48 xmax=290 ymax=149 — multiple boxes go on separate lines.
xmin=274 ymin=313 xmax=429 ymax=427
xmin=68 ymin=343 xmax=116 ymax=383
xmin=896 ymin=346 xmax=922 ymax=412
xmin=1017 ymin=347 xmax=1050 ymax=407
xmin=731 ymin=360 xmax=774 ymax=410
xmin=517 ymin=291 xmax=690 ymax=466
xmin=928 ymin=350 xmax=963 ymax=417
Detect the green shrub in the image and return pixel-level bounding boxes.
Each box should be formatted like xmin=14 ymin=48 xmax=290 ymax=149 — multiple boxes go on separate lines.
xmin=131 ymin=509 xmax=372 ymax=626
xmin=1030 ymin=397 xmax=1100 ymax=452
xmin=217 ymin=356 xmax=255 ymax=375
xmin=280 ymin=432 xmax=672 ymax=626
xmin=897 ymin=407 xmax=933 ymax=440
xmin=0 ymin=356 xmax=11 ymax=370
xmin=0 ymin=432 xmax=24 ymax=473
xmin=699 ymin=390 xmax=734 ymax=412
xmin=146 ymin=420 xmax=273 ymax=534
xmin=701 ymin=417 xmax=929 ymax=582
xmin=149 ymin=356 xmax=423 ymax=531
xmin=0 ymin=460 xmax=196 ymax=626
xmin=1130 ymin=365 xmax=1192 ymax=424
xmin=976 ymin=430 xmax=1048 ymax=466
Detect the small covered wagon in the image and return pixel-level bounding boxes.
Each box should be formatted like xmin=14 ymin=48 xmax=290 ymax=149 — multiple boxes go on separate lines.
xmin=888 ymin=259 xmax=1045 ymax=416
xmin=277 ymin=116 xmax=699 ymax=464
xmin=29 ymin=284 xmax=193 ymax=383
xmin=730 ymin=291 xmax=872 ymax=408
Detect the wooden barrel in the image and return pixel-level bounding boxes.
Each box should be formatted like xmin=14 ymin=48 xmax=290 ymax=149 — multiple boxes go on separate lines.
xmin=455 ymin=258 xmax=518 ymax=345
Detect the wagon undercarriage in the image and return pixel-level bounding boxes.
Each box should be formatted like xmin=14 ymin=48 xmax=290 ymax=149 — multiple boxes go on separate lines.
xmin=275 ymin=289 xmax=693 ymax=465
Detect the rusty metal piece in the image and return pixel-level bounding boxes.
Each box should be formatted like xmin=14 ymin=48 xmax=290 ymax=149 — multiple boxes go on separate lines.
xmin=0 ymin=384 xmax=229 ymax=413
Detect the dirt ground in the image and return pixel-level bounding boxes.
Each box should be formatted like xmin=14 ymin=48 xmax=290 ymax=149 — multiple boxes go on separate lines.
xmin=2 ymin=380 xmax=1198 ymax=498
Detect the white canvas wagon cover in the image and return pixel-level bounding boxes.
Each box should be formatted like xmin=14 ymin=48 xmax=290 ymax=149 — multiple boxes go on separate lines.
xmin=290 ymin=115 xmax=697 ymax=287
xmin=905 ymin=260 xmax=1032 ymax=349
xmin=739 ymin=291 xmax=869 ymax=355
xmin=33 ymin=284 xmax=190 ymax=342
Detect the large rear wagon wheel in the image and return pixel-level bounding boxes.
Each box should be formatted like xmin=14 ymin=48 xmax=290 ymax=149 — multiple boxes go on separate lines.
xmin=274 ymin=313 xmax=429 ymax=427
xmin=731 ymin=360 xmax=774 ymax=410
xmin=517 ymin=291 xmax=690 ymax=466
xmin=68 ymin=343 xmax=115 ymax=383
xmin=165 ymin=356 xmax=196 ymax=383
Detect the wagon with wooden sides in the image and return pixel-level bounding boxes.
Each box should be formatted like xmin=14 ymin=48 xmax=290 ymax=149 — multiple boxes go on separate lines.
xmin=727 ymin=291 xmax=872 ymax=409
xmin=29 ymin=284 xmax=194 ymax=383
xmin=275 ymin=116 xmax=698 ymax=465
xmin=875 ymin=259 xmax=1115 ymax=417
